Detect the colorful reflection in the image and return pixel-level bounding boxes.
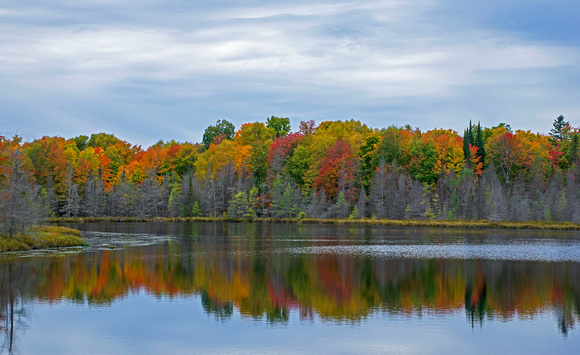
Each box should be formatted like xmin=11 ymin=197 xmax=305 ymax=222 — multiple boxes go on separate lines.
xmin=0 ymin=223 xmax=579 ymax=352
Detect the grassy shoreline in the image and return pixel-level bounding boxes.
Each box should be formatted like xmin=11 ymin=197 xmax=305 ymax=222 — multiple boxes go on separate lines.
xmin=0 ymin=225 xmax=87 ymax=252
xmin=50 ymin=216 xmax=580 ymax=231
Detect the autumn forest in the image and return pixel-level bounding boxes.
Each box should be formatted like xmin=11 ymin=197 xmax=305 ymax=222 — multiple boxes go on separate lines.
xmin=1 ymin=115 xmax=580 ymax=234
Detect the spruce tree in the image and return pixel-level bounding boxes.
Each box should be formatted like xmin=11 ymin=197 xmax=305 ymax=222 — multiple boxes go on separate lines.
xmin=463 ymin=129 xmax=472 ymax=168
xmin=474 ymin=122 xmax=485 ymax=167
xmin=549 ymin=115 xmax=568 ymax=143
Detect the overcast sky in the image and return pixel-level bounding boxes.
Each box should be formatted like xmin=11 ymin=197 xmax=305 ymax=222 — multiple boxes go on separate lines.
xmin=1 ymin=0 xmax=579 ymax=147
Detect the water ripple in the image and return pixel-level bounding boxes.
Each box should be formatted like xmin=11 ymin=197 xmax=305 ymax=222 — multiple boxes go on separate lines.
xmin=285 ymin=243 xmax=580 ymax=262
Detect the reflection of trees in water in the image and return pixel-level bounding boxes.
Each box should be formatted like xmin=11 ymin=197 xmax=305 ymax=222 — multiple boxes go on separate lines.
xmin=0 ymin=227 xmax=579 ymax=338
xmin=201 ymin=291 xmax=233 ymax=321
xmin=0 ymin=264 xmax=30 ymax=355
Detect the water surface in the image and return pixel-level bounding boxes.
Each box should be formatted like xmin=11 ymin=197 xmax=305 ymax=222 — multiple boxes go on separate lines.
xmin=1 ymin=222 xmax=579 ymax=354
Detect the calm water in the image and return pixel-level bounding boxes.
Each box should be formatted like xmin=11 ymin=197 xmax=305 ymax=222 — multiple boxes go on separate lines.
xmin=1 ymin=222 xmax=579 ymax=354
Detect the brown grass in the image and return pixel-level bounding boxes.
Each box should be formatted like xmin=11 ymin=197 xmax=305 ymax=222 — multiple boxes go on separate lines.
xmin=49 ymin=216 xmax=580 ymax=231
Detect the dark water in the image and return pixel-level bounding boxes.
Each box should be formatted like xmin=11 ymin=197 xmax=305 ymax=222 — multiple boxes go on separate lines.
xmin=1 ymin=222 xmax=579 ymax=354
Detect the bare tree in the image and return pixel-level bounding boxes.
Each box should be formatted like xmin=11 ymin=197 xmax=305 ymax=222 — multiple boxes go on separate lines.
xmin=61 ymin=164 xmax=80 ymax=218
xmin=0 ymin=150 xmax=43 ymax=237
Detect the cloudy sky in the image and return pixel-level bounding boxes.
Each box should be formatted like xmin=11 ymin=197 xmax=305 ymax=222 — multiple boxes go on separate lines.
xmin=1 ymin=0 xmax=579 ymax=146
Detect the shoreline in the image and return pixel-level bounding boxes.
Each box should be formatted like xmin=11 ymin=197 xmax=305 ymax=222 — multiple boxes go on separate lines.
xmin=50 ymin=216 xmax=580 ymax=231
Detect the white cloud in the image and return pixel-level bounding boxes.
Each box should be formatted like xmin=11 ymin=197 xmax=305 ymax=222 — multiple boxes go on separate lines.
xmin=0 ymin=0 xmax=578 ymax=143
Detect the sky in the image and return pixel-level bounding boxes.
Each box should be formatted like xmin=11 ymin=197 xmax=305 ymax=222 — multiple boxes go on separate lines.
xmin=1 ymin=0 xmax=579 ymax=147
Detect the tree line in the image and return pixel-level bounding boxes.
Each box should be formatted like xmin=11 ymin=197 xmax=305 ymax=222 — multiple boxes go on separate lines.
xmin=1 ymin=115 xmax=579 ymax=232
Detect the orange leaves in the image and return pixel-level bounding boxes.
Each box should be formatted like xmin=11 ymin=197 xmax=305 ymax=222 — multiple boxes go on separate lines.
xmin=76 ymin=147 xmax=113 ymax=190
xmin=24 ymin=136 xmax=77 ymax=194
xmin=469 ymin=144 xmax=483 ymax=175
xmin=134 ymin=145 xmax=169 ymax=179
xmin=486 ymin=131 xmax=533 ymax=183
xmin=424 ymin=129 xmax=464 ymax=174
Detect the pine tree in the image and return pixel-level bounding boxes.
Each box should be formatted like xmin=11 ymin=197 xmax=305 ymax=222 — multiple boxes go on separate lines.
xmin=227 ymin=191 xmax=252 ymax=218
xmin=549 ymin=115 xmax=568 ymax=143
xmin=474 ymin=122 xmax=485 ymax=167
xmin=191 ymin=201 xmax=202 ymax=217
xmin=463 ymin=129 xmax=472 ymax=168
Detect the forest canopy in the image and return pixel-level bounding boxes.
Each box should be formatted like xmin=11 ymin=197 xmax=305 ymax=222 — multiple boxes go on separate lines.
xmin=0 ymin=115 xmax=579 ymax=228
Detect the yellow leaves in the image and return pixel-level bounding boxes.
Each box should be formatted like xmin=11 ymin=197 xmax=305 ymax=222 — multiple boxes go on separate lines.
xmin=194 ymin=139 xmax=248 ymax=180
xmin=424 ymin=129 xmax=464 ymax=174
xmin=234 ymin=122 xmax=275 ymax=146
xmin=308 ymin=120 xmax=373 ymax=172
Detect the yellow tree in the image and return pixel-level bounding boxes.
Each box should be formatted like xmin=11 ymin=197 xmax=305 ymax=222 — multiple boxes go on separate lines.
xmin=234 ymin=122 xmax=275 ymax=187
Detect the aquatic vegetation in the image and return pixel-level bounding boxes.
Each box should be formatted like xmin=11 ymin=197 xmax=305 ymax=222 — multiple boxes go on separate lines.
xmin=0 ymin=225 xmax=86 ymax=252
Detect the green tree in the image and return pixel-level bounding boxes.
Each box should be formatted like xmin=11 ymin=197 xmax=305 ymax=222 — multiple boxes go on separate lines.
xmin=286 ymin=145 xmax=311 ymax=189
xmin=72 ymin=135 xmax=89 ymax=151
xmin=87 ymin=133 xmax=121 ymax=150
xmin=463 ymin=129 xmax=472 ymax=168
xmin=549 ymin=115 xmax=569 ymax=143
xmin=202 ymin=119 xmax=235 ymax=149
xmin=266 ymin=116 xmax=291 ymax=138
xmin=227 ymin=191 xmax=253 ymax=218
xmin=191 ymin=201 xmax=202 ymax=217
xmin=474 ymin=122 xmax=485 ymax=167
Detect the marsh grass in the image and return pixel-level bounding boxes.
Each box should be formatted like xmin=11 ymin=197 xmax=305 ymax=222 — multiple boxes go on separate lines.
xmin=0 ymin=225 xmax=86 ymax=252
xmin=50 ymin=216 xmax=580 ymax=231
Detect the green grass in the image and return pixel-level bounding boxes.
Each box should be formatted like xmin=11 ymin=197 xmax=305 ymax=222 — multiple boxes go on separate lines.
xmin=49 ymin=216 xmax=580 ymax=231
xmin=0 ymin=225 xmax=86 ymax=252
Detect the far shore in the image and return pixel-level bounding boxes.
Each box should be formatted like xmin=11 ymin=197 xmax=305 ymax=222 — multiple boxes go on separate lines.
xmin=50 ymin=216 xmax=580 ymax=231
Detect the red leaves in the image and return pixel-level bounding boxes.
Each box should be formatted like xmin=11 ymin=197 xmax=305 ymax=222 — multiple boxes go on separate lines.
xmin=548 ymin=145 xmax=565 ymax=170
xmin=267 ymin=132 xmax=303 ymax=163
xmin=313 ymin=140 xmax=356 ymax=201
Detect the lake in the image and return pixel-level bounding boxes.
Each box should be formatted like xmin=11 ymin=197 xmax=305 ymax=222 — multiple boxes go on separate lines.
xmin=1 ymin=222 xmax=579 ymax=354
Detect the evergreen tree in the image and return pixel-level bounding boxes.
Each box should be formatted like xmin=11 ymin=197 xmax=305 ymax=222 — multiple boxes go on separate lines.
xmin=468 ymin=121 xmax=474 ymax=145
xmin=463 ymin=129 xmax=472 ymax=168
xmin=474 ymin=122 xmax=485 ymax=167
xmin=191 ymin=201 xmax=202 ymax=217
xmin=549 ymin=115 xmax=568 ymax=143
xmin=227 ymin=191 xmax=253 ymax=218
